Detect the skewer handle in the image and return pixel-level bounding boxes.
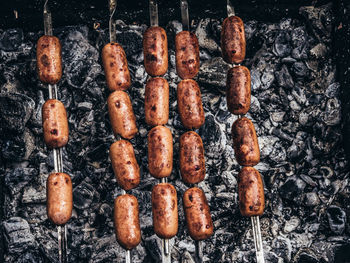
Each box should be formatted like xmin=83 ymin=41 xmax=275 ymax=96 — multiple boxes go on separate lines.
xmin=226 ymin=0 xmax=235 ymax=17
xmin=251 ymin=216 xmax=265 ymax=263
xmin=180 ymin=0 xmax=190 ymax=31
xmin=149 ymin=0 xmax=159 ymax=27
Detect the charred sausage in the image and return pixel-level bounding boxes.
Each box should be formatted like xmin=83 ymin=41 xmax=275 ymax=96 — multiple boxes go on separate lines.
xmin=107 ymin=91 xmax=138 ymax=139
xmin=42 ymin=99 xmax=69 ymax=149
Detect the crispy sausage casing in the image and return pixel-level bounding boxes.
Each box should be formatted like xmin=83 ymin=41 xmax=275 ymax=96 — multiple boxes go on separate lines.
xmin=177 ymin=79 xmax=205 ymax=129
xmin=221 ymin=16 xmax=246 ymax=64
xmin=110 ymin=140 xmax=140 ymax=190
xmin=175 ymin=31 xmax=200 ymax=79
xmin=183 ymin=187 xmax=213 ymax=241
xmin=107 ymin=91 xmax=138 ymax=139
xmin=152 ymin=183 xmax=178 ymax=238
xmin=114 ymin=194 xmax=141 ymax=250
xmin=145 ymin=77 xmax=169 ymax=126
xmin=47 ymin=173 xmax=73 ymax=225
xmin=143 ymin=26 xmax=168 ymax=76
xmin=42 ymin=99 xmax=69 ymax=148
xmin=37 ymin=35 xmax=62 ymax=84
xmin=102 ymin=42 xmax=131 ymax=91
xmin=238 ymin=167 xmax=265 ymax=217
xmin=226 ymin=66 xmax=251 ymax=115
xmin=180 ymin=131 xmax=206 ymax=184
xmin=231 ymin=117 xmax=260 ymax=166
xmin=148 ymin=126 xmax=173 ymax=178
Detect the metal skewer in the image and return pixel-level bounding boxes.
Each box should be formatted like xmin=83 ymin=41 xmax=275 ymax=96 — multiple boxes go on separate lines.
xmin=180 ymin=0 xmax=189 ymax=31
xmin=160 ymin=177 xmax=171 ymax=263
xmin=227 ymin=0 xmax=235 ymax=17
xmin=251 ymin=216 xmax=264 ymax=263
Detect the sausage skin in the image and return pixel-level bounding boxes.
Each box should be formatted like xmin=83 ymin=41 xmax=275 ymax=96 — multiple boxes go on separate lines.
xmin=42 ymin=99 xmax=69 ymax=148
xmin=221 ymin=16 xmax=246 ymax=64
xmin=177 ymin=79 xmax=205 ymax=129
xmin=102 ymin=42 xmax=131 ymax=91
xmin=143 ymin=26 xmax=168 ymax=76
xmin=226 ymin=66 xmax=251 ymax=115
xmin=107 ymin=91 xmax=138 ymax=139
xmin=110 ymin=140 xmax=140 ymax=190
xmin=114 ymin=194 xmax=141 ymax=250
xmin=145 ymin=77 xmax=169 ymax=126
xmin=231 ymin=117 xmax=260 ymax=166
xmin=37 ymin=35 xmax=62 ymax=84
xmin=183 ymin=187 xmax=213 ymax=241
xmin=148 ymin=126 xmax=173 ymax=178
xmin=179 ymin=131 xmax=206 ymax=184
xmin=152 ymin=183 xmax=178 ymax=238
xmin=175 ymin=31 xmax=200 ymax=79
xmin=47 ymin=173 xmax=73 ymax=225
xmin=238 ymin=167 xmax=265 ymax=217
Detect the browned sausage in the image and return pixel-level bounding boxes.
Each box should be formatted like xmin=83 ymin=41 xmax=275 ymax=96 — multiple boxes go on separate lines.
xmin=238 ymin=167 xmax=265 ymax=217
xmin=148 ymin=125 xmax=173 ymax=178
xmin=37 ymin=35 xmax=62 ymax=84
xmin=114 ymin=194 xmax=141 ymax=250
xmin=179 ymin=131 xmax=205 ymax=184
xmin=102 ymin=42 xmax=131 ymax=91
xmin=177 ymin=79 xmax=205 ymax=129
xmin=175 ymin=31 xmax=200 ymax=79
xmin=231 ymin=117 xmax=260 ymax=166
xmin=47 ymin=172 xmax=72 ymax=225
xmin=42 ymin=99 xmax=69 ymax=148
xmin=183 ymin=187 xmax=213 ymax=241
xmin=226 ymin=66 xmax=251 ymax=115
xmin=152 ymin=183 xmax=178 ymax=238
xmin=143 ymin=26 xmax=168 ymax=76
xmin=110 ymin=140 xmax=140 ymax=190
xmin=107 ymin=91 xmax=138 ymax=139
xmin=145 ymin=77 xmax=169 ymax=126
xmin=221 ymin=16 xmax=246 ymax=64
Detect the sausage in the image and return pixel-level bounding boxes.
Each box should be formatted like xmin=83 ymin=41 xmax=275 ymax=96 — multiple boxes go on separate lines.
xmin=175 ymin=31 xmax=200 ymax=79
xmin=148 ymin=125 xmax=173 ymax=178
xmin=143 ymin=26 xmax=168 ymax=76
xmin=37 ymin=35 xmax=62 ymax=84
xmin=102 ymin=42 xmax=131 ymax=91
xmin=145 ymin=77 xmax=169 ymax=126
xmin=47 ymin=173 xmax=73 ymax=225
xmin=231 ymin=117 xmax=260 ymax=166
xmin=226 ymin=66 xmax=251 ymax=115
xmin=183 ymin=187 xmax=213 ymax=241
xmin=42 ymin=99 xmax=69 ymax=148
xmin=152 ymin=183 xmax=178 ymax=238
xmin=221 ymin=16 xmax=246 ymax=64
xmin=177 ymin=79 xmax=205 ymax=129
xmin=110 ymin=140 xmax=140 ymax=190
xmin=114 ymin=194 xmax=141 ymax=250
xmin=238 ymin=167 xmax=265 ymax=217
xmin=107 ymin=91 xmax=138 ymax=139
xmin=179 ymin=131 xmax=205 ymax=184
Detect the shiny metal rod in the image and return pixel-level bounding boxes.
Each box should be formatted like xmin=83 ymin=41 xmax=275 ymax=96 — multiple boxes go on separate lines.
xmin=251 ymin=216 xmax=265 ymax=263
xmin=125 ymin=250 xmax=131 ymax=263
xmin=149 ymin=0 xmax=159 ymax=27
xmin=227 ymin=0 xmax=235 ymax=17
xmin=180 ymin=0 xmax=189 ymax=31
xmin=43 ymin=0 xmax=53 ymax=35
xmin=195 ymin=241 xmax=203 ymax=263
xmin=57 ymin=226 xmax=67 ymax=263
xmin=109 ymin=0 xmax=117 ymax=42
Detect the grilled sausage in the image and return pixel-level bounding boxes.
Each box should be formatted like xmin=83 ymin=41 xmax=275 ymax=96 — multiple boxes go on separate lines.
xmin=107 ymin=91 xmax=138 ymax=139
xmin=102 ymin=42 xmax=131 ymax=91
xmin=152 ymin=183 xmax=178 ymax=238
xmin=145 ymin=77 xmax=169 ymax=126
xmin=47 ymin=172 xmax=72 ymax=225
xmin=114 ymin=194 xmax=141 ymax=250
xmin=221 ymin=16 xmax=246 ymax=64
xmin=183 ymin=187 xmax=213 ymax=241
xmin=148 ymin=125 xmax=173 ymax=178
xmin=179 ymin=131 xmax=205 ymax=184
xmin=177 ymin=79 xmax=205 ymax=129
xmin=238 ymin=167 xmax=265 ymax=217
xmin=37 ymin=35 xmax=62 ymax=84
xmin=175 ymin=31 xmax=200 ymax=79
xmin=110 ymin=140 xmax=140 ymax=190
xmin=226 ymin=66 xmax=251 ymax=115
xmin=42 ymin=99 xmax=69 ymax=148
xmin=143 ymin=26 xmax=168 ymax=76
xmin=231 ymin=117 xmax=260 ymax=166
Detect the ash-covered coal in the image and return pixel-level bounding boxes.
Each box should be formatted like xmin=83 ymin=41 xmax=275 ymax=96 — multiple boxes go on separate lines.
xmin=1 ymin=2 xmax=350 ymax=263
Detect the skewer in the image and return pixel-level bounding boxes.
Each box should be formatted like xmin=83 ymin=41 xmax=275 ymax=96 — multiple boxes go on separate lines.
xmin=195 ymin=241 xmax=203 ymax=263
xmin=160 ymin=177 xmax=171 ymax=262
xmin=251 ymin=216 xmax=264 ymax=263
xmin=149 ymin=0 xmax=159 ymax=27
xmin=227 ymin=0 xmax=235 ymax=17
xmin=43 ymin=2 xmax=67 ymax=262
xmin=180 ymin=0 xmax=189 ymax=31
